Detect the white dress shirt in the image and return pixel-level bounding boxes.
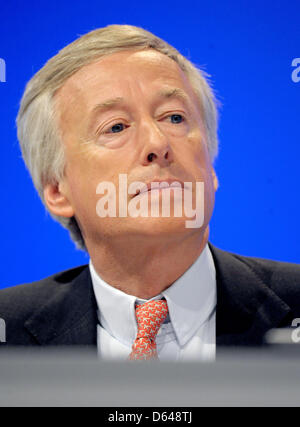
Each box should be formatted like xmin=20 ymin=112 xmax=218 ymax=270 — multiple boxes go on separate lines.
xmin=90 ymin=244 xmax=216 ymax=362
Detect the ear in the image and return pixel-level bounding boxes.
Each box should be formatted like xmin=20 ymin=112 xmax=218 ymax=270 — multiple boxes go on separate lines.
xmin=211 ymin=167 xmax=219 ymax=192
xmin=44 ymin=181 xmax=74 ymax=218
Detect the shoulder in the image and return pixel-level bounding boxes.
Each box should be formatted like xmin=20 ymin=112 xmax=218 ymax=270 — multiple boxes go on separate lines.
xmin=228 ymin=250 xmax=300 ymax=289
xmin=235 ymin=252 xmax=300 ymax=308
xmin=0 ymin=265 xmax=89 ymax=323
xmin=210 ymin=243 xmax=300 ymax=281
xmin=210 ymin=244 xmax=300 ymax=309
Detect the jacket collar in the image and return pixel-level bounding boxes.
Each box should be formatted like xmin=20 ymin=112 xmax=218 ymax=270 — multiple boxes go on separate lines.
xmin=24 ymin=266 xmax=98 ymax=346
xmin=209 ymin=244 xmax=291 ymax=346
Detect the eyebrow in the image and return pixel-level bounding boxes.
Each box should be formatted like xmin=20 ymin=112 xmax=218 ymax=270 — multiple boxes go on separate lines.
xmin=157 ymin=87 xmax=190 ymax=104
xmin=87 ymin=97 xmax=125 ymax=133
xmin=89 ymin=97 xmax=125 ymax=120
xmin=88 ymin=87 xmax=191 ymax=131
xmin=91 ymin=88 xmax=189 ymax=112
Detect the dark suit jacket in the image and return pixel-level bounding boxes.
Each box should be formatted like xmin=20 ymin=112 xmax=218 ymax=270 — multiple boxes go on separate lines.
xmin=1 ymin=244 xmax=300 ymax=349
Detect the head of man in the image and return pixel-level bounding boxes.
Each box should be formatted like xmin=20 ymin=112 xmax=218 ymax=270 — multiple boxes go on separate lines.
xmin=17 ymin=25 xmax=219 ymax=295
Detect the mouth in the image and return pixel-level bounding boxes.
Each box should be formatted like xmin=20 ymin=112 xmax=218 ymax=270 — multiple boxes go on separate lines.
xmin=134 ymin=179 xmax=184 ymax=197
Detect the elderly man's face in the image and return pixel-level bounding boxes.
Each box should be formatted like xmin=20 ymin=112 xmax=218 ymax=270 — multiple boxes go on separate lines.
xmin=46 ymin=49 xmax=218 ymax=247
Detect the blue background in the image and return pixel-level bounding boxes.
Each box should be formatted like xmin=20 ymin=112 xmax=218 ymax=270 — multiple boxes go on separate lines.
xmin=0 ymin=0 xmax=299 ymax=288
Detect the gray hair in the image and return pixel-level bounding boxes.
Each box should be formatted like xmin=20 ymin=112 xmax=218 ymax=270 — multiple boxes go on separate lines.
xmin=17 ymin=24 xmax=219 ymax=251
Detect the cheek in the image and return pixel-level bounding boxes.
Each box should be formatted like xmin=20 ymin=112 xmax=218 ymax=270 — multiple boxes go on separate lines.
xmin=63 ymin=153 xmax=99 ymax=213
xmin=64 ymin=144 xmax=128 ymax=214
xmin=178 ymin=133 xmax=209 ymax=174
xmin=178 ymin=133 xmax=215 ymax=207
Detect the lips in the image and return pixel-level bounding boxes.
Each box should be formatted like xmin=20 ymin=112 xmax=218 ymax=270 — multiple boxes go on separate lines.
xmin=134 ymin=179 xmax=183 ymax=197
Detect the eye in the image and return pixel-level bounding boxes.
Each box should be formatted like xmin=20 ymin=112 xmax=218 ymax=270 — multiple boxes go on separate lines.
xmin=169 ymin=114 xmax=184 ymax=124
xmin=107 ymin=123 xmax=126 ymax=133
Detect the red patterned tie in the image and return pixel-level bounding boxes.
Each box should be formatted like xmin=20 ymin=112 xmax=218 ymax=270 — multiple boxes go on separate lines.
xmin=129 ymin=300 xmax=168 ymax=360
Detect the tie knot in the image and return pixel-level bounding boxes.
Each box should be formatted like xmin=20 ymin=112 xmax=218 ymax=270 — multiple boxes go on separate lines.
xmin=135 ymin=299 xmax=168 ymax=341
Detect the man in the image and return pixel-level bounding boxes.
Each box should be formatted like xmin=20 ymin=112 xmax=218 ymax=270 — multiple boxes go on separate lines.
xmin=0 ymin=25 xmax=299 ymax=360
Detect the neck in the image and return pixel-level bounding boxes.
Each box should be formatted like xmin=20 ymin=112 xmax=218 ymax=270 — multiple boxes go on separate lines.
xmin=87 ymin=227 xmax=209 ymax=299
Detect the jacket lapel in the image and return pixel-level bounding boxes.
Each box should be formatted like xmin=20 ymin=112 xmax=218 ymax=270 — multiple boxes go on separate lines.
xmin=209 ymin=245 xmax=292 ymax=346
xmin=24 ymin=266 xmax=98 ymax=347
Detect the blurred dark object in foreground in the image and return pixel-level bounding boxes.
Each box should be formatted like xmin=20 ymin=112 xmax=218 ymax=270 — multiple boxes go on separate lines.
xmin=1 ymin=336 xmax=300 ymax=407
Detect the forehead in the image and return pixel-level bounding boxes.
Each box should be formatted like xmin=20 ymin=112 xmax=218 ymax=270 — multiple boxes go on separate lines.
xmin=56 ymin=49 xmax=196 ymax=110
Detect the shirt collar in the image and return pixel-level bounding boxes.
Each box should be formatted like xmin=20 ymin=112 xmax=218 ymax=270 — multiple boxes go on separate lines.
xmin=90 ymin=244 xmax=216 ymax=347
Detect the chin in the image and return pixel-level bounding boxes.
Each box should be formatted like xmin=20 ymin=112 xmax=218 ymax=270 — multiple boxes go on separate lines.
xmin=127 ymin=216 xmax=198 ymax=236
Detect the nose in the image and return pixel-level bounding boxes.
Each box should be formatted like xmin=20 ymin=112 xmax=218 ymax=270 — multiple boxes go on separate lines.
xmin=139 ymin=118 xmax=174 ymax=167
xmin=146 ymin=150 xmax=169 ymax=163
